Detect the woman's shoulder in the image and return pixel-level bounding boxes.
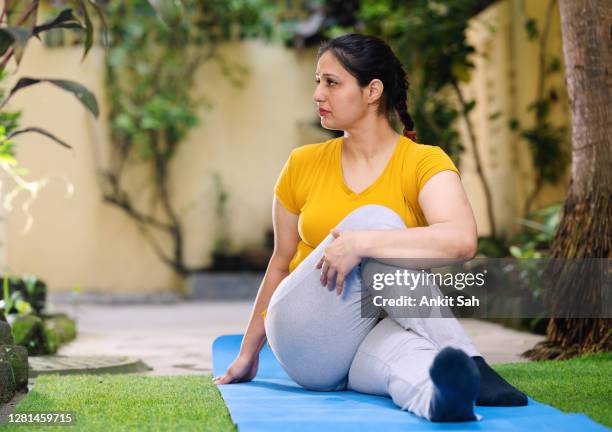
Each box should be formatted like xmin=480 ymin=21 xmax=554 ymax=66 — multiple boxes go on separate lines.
xmin=400 ymin=138 xmax=455 ymax=167
xmin=402 ymin=137 xmax=447 ymax=156
xmin=288 ymin=137 xmax=338 ymax=165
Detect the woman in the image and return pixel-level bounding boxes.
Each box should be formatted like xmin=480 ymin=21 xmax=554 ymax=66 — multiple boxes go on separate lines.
xmin=214 ymin=33 xmax=526 ymax=422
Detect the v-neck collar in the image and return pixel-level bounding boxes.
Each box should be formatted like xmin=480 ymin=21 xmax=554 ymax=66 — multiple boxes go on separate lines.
xmin=336 ymin=134 xmax=403 ymax=198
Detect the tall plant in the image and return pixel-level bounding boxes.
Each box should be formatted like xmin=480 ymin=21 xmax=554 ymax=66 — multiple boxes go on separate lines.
xmin=510 ymin=0 xmax=570 ymax=217
xmin=0 ymin=1 xmax=101 ymax=233
xmin=99 ymin=0 xmax=278 ymax=281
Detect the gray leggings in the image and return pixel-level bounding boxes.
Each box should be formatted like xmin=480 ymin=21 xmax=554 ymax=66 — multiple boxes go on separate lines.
xmin=264 ymin=204 xmax=481 ymax=420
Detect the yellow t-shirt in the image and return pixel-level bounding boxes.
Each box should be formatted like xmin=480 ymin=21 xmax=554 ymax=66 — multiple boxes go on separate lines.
xmin=261 ymin=134 xmax=460 ymax=321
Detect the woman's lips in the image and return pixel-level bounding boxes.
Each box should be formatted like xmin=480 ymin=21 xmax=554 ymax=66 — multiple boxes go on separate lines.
xmin=319 ymin=108 xmax=330 ymax=116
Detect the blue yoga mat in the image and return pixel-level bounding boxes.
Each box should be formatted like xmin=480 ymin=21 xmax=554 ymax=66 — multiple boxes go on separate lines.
xmin=212 ymin=334 xmax=608 ymax=431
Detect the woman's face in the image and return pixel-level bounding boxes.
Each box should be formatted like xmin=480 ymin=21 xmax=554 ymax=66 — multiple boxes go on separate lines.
xmin=313 ymin=51 xmax=382 ymax=132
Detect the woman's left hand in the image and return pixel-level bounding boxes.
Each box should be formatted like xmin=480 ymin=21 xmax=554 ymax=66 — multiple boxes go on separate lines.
xmin=316 ymin=229 xmax=363 ymax=296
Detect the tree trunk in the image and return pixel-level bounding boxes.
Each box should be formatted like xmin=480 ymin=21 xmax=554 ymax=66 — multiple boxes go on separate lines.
xmin=525 ymin=0 xmax=611 ymax=359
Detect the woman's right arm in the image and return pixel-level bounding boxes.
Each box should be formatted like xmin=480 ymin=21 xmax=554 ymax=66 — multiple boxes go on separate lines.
xmin=213 ymin=196 xmax=299 ymax=384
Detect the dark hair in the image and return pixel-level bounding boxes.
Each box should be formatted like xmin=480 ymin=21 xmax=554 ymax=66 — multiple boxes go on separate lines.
xmin=317 ymin=33 xmax=418 ymax=142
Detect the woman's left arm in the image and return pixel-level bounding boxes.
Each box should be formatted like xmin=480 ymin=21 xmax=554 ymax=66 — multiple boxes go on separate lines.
xmin=318 ymin=171 xmax=478 ymax=294
xmin=357 ymin=170 xmax=478 ymax=261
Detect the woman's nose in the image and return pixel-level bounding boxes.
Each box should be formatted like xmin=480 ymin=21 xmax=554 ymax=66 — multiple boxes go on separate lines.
xmin=312 ymin=85 xmax=325 ymax=103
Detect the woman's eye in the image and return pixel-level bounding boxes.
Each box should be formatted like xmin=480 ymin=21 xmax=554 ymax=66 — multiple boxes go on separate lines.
xmin=315 ymin=79 xmax=336 ymax=86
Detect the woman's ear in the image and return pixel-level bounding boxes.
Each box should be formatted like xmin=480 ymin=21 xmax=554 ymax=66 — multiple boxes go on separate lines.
xmin=367 ymin=79 xmax=384 ymax=104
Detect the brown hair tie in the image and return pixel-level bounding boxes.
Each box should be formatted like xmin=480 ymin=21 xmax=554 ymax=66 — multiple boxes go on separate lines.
xmin=402 ymin=128 xmax=418 ymax=142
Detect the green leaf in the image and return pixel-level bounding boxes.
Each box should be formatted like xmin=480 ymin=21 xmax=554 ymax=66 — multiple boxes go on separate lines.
xmin=508 ymin=118 xmax=520 ymax=131
xmin=72 ymin=283 xmax=81 ymax=294
xmin=488 ymin=110 xmax=502 ymax=121
xmin=516 ymin=217 xmax=547 ymax=232
xmin=1 ymin=77 xmax=99 ymax=117
xmin=32 ymin=8 xmax=84 ymax=36
xmin=509 ymin=245 xmax=523 ymax=258
xmin=147 ymin=0 xmax=185 ymax=28
xmin=524 ymin=18 xmax=539 ymax=40
xmin=77 ymin=0 xmax=94 ymax=61
xmin=527 ymin=99 xmax=550 ymax=121
xmin=530 ymin=203 xmax=561 ymax=218
xmin=464 ymin=100 xmax=476 ymax=114
xmin=15 ymin=299 xmax=32 ymax=316
xmin=9 ymin=291 xmax=22 ymax=309
xmin=7 ymin=127 xmax=72 ymax=149
xmin=548 ymin=56 xmax=561 ymax=73
xmin=451 ymin=61 xmax=471 ymax=83
xmin=0 ymin=27 xmax=31 ymax=63
xmin=22 ymin=274 xmax=38 ymax=295
xmin=87 ymin=0 xmax=110 ymax=53
xmin=114 ymin=113 xmax=135 ymax=132
xmin=141 ymin=116 xmax=160 ymax=130
xmin=2 ymin=277 xmax=9 ymax=315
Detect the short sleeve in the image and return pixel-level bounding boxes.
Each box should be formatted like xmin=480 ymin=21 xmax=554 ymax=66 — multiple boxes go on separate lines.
xmin=416 ymin=146 xmax=461 ymax=191
xmin=274 ymin=150 xmax=300 ymax=214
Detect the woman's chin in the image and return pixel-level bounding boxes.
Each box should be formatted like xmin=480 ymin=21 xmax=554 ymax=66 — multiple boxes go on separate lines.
xmin=320 ymin=121 xmax=340 ymax=132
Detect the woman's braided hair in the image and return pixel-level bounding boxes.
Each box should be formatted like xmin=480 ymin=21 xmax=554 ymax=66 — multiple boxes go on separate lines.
xmin=317 ymin=33 xmax=418 ymax=142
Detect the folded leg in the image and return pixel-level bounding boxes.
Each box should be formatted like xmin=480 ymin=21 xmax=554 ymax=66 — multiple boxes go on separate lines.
xmin=265 ymin=205 xmax=399 ymax=391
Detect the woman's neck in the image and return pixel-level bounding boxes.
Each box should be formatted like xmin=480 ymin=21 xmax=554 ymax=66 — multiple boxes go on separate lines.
xmin=341 ymin=120 xmax=400 ymax=162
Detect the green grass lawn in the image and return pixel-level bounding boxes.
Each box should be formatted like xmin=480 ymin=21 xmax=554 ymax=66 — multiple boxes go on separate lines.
xmin=1 ymin=353 xmax=610 ymax=431
xmin=494 ymin=352 xmax=611 ymax=427
xmin=0 ymin=375 xmax=235 ymax=431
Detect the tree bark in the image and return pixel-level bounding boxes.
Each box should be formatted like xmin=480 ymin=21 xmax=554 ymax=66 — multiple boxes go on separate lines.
xmin=525 ymin=0 xmax=611 ymax=359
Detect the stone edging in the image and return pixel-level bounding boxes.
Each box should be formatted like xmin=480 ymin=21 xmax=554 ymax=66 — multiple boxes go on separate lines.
xmin=29 ymin=355 xmax=153 ymax=377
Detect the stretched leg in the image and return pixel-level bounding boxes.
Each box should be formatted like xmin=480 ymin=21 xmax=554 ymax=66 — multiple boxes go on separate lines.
xmin=348 ymin=317 xmax=480 ymax=422
xmin=355 ymin=206 xmax=526 ymax=407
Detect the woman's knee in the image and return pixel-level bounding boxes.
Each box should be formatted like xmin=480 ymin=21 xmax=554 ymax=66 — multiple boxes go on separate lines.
xmin=336 ymin=204 xmax=405 ymax=231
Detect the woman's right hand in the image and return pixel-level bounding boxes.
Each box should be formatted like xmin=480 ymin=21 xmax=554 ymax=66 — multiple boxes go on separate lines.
xmin=213 ymin=353 xmax=259 ymax=385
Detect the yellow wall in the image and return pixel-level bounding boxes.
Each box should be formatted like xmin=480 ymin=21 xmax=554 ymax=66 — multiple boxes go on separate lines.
xmin=462 ymin=0 xmax=570 ymax=237
xmin=4 ymin=39 xmax=327 ymax=294
xmin=3 ymin=0 xmax=570 ymax=294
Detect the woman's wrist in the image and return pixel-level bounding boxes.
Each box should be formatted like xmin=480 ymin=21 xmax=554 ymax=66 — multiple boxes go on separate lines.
xmin=239 ymin=335 xmax=265 ymax=358
xmin=239 ymin=344 xmax=260 ymax=358
xmin=354 ymin=230 xmax=373 ymax=258
xmin=239 ymin=348 xmax=261 ymax=362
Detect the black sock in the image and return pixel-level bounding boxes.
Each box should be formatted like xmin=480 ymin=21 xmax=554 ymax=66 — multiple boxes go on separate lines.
xmin=428 ymin=347 xmax=480 ymax=422
xmin=471 ymin=356 xmax=528 ymax=406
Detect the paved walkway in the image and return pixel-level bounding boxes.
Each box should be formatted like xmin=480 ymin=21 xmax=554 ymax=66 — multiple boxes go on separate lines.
xmin=49 ymin=301 xmax=545 ymax=376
